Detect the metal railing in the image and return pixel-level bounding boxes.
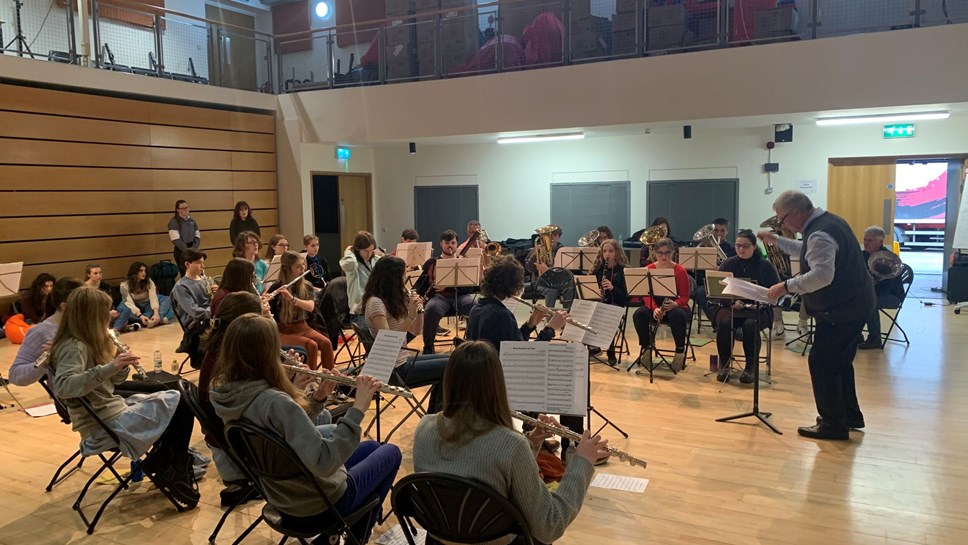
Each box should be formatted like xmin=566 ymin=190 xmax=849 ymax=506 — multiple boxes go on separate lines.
xmin=2 ymin=0 xmax=966 ymax=94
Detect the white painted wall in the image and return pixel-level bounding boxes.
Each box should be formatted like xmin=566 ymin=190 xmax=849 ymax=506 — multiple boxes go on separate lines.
xmin=369 ymin=115 xmax=968 ymax=242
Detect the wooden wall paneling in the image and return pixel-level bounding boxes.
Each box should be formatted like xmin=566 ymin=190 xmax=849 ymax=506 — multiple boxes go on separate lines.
xmin=0 ymin=211 xmax=279 ymax=242
xmin=231 ymin=152 xmax=276 ymax=171
xmin=149 ymin=125 xmax=275 ymax=152
xmin=232 ymin=191 xmax=277 ymax=210
xmin=0 ymin=138 xmax=153 ymax=168
xmin=1 ymin=231 xmax=237 ymax=265
xmin=150 ymin=148 xmax=234 ymax=170
xmin=232 ymin=171 xmax=277 ymax=190
xmin=0 ymin=111 xmax=151 ymax=146
xmin=0 ymin=166 xmax=242 ymax=191
xmin=1 ymin=191 xmax=252 ymax=217
xmin=0 ymin=83 xmax=274 ymax=133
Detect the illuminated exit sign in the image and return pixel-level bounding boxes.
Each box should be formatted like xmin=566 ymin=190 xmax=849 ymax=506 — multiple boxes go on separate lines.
xmin=883 ymin=124 xmax=916 ymax=139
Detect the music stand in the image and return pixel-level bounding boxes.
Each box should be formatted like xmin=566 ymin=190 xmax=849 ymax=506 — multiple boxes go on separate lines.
xmin=263 ymin=255 xmax=282 ymax=284
xmin=574 ymin=275 xmax=603 ymax=301
xmin=703 ymin=273 xmax=770 ymax=389
xmin=678 ymin=247 xmax=719 ymax=272
xmin=625 ymin=269 xmax=679 ymax=379
xmin=396 ymin=242 xmax=432 ymax=270
xmin=404 ymin=269 xmax=422 ymax=291
xmin=434 ymin=257 xmax=481 ymax=337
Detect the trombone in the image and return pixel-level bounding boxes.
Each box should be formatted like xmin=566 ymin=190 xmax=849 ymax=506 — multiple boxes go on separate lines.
xmin=509 ymin=296 xmax=597 ymax=334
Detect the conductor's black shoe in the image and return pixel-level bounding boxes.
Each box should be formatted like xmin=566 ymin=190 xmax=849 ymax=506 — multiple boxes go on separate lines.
xmin=858 ymin=340 xmax=882 ymax=350
xmin=816 ymin=416 xmax=865 ymax=430
xmin=422 ymin=346 xmax=435 ymax=355
xmin=797 ymin=423 xmax=849 ymax=440
xmin=588 ymin=347 xmax=602 ymax=356
xmin=739 ymin=371 xmax=754 ymax=384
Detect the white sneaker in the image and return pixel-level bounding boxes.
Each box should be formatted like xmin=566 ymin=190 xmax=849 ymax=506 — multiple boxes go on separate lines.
xmin=771 ymin=325 xmax=786 ymax=340
xmin=797 ymin=319 xmax=810 ymax=336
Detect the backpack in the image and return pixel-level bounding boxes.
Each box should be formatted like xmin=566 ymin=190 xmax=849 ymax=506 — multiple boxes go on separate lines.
xmin=150 ymin=260 xmax=179 ymax=296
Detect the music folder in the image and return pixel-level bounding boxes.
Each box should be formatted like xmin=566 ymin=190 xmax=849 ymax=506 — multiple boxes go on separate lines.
xmin=574 ymin=275 xmax=603 ymax=301
xmin=704 ymin=270 xmax=734 ymax=299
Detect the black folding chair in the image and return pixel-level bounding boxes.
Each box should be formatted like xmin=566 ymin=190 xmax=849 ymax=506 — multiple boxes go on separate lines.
xmin=224 ymin=421 xmax=381 ymax=545
xmin=391 ymin=473 xmax=536 ymax=545
xmin=38 ymin=377 xmax=89 ymax=491
xmin=170 ymin=292 xmax=202 ymax=375
xmin=880 ymin=264 xmax=914 ymax=347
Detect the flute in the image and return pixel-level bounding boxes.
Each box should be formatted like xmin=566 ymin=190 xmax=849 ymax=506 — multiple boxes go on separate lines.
xmin=107 ymin=329 xmax=150 ymax=380
xmin=510 ymin=296 xmax=598 ymax=334
xmin=278 ymin=357 xmax=415 ymax=399
xmin=513 ymin=411 xmax=647 ymax=469
xmin=32 ymin=349 xmax=51 ymax=368
xmin=263 ymin=269 xmax=312 ymax=302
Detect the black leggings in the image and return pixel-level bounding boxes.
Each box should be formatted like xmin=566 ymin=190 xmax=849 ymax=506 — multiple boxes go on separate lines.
xmin=149 ymin=394 xmax=195 ymax=463
xmin=714 ymin=308 xmax=770 ymax=369
xmin=633 ymin=305 xmax=689 ymax=350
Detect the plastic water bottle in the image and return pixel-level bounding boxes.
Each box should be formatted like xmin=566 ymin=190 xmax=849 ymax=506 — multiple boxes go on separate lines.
xmin=130 ymin=460 xmax=144 ymax=483
xmin=153 ymin=350 xmax=162 ymax=374
xmin=171 ymin=358 xmax=179 ymax=373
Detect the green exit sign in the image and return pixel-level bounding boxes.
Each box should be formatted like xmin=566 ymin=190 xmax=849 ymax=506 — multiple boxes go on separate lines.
xmin=883 ymin=124 xmax=916 ymax=139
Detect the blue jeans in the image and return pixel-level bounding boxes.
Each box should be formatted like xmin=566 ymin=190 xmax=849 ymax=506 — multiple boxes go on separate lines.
xmin=394 ymin=353 xmax=451 ymax=413
xmin=114 ymin=296 xmax=175 ymax=329
xmin=333 ymin=441 xmax=402 ymax=543
xmin=112 ymin=304 xmax=132 ymax=331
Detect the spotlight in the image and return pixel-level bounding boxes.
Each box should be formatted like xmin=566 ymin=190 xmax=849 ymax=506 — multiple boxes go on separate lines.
xmin=314 ymin=2 xmax=331 ymax=19
xmin=409 ymin=142 xmax=416 ymax=154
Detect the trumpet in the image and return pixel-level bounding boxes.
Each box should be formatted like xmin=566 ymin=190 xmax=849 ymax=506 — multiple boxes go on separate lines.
xmin=279 ymin=358 xmax=414 ymax=399
xmin=107 ymin=329 xmax=150 ymax=380
xmin=263 ymin=269 xmax=313 ymax=302
xmin=512 ymin=411 xmax=647 ymax=469
xmin=509 ymin=296 xmax=597 ymax=334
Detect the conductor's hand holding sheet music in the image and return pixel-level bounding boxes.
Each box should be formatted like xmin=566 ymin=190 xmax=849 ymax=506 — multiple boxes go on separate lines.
xmin=766 ymin=281 xmax=789 ymax=301
xmin=721 ymin=276 xmax=780 ymax=305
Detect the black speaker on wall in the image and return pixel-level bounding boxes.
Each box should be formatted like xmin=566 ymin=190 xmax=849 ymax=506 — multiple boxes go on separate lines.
xmin=683 ymin=125 xmax=692 ymax=139
xmin=775 ymin=123 xmax=793 ymax=143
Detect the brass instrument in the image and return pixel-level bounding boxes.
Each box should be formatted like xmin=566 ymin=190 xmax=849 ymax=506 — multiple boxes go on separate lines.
xmin=693 ymin=224 xmax=728 ymax=264
xmin=263 ymin=269 xmax=313 ymax=302
xmin=512 ymin=411 xmax=647 ymax=469
xmin=484 ymin=241 xmax=503 ymax=257
xmin=578 ymin=229 xmax=600 ymax=247
xmin=201 ymin=274 xmax=217 ymax=299
xmin=868 ymin=250 xmax=902 ymax=282
xmin=533 ymin=225 xmax=558 ymax=267
xmin=278 ymin=358 xmax=415 ymax=399
xmin=107 ymin=329 xmax=150 ymax=380
xmin=478 ymin=228 xmax=491 ymax=244
xmin=639 ymin=224 xmax=668 ymax=262
xmin=509 ymin=295 xmax=597 ymax=334
xmin=759 ymin=216 xmax=793 ymax=277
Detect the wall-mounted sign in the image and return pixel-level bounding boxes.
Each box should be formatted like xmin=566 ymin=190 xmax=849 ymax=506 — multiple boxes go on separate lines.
xmin=336 ymin=146 xmax=351 ymax=160
xmin=883 ymin=124 xmax=916 ymax=139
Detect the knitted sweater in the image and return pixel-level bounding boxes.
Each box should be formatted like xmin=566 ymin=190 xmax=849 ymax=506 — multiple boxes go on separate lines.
xmin=52 ymin=338 xmax=130 ymax=437
xmin=413 ymin=414 xmax=594 ymax=545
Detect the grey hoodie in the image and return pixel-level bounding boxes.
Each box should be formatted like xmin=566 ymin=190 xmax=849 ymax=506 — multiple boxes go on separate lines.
xmin=210 ymin=379 xmax=364 ymax=516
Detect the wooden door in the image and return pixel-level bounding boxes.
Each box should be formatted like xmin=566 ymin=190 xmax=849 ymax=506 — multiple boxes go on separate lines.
xmin=827 ymin=160 xmax=897 ymax=244
xmin=205 ymin=5 xmax=258 ymax=91
xmin=338 ymin=175 xmax=372 ymax=250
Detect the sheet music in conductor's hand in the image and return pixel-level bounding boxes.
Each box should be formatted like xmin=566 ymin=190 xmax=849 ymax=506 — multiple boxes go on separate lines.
xmin=499 ymin=342 xmax=587 ymax=416
xmin=721 ymin=276 xmax=777 ymax=305
xmin=360 ymin=330 xmax=408 ymax=383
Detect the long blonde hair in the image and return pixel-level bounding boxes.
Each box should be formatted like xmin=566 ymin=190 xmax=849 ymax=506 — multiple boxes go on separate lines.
xmin=50 ymin=287 xmax=115 ymax=370
xmin=278 ymin=251 xmax=311 ymax=324
xmin=211 ymin=313 xmax=309 ymax=413
xmin=592 ymin=239 xmax=627 ymax=271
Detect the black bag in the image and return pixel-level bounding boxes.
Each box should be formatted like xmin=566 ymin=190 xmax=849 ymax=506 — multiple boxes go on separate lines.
xmin=150 ymin=260 xmax=179 ymax=296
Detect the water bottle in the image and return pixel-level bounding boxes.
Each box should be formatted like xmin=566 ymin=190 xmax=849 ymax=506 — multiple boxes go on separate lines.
xmin=130 ymin=460 xmax=144 ymax=483
xmin=171 ymin=358 xmax=179 ymax=373
xmin=153 ymin=350 xmax=162 ymax=374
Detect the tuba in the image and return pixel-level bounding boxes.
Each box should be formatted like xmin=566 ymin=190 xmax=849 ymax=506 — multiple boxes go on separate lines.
xmin=639 ymin=224 xmax=667 ymax=263
xmin=868 ymin=250 xmax=902 ymax=283
xmin=760 ymin=215 xmax=793 ymax=277
xmin=693 ymin=224 xmax=728 ymax=264
xmin=578 ymin=229 xmax=600 ymax=247
xmin=533 ymin=225 xmax=558 ymax=267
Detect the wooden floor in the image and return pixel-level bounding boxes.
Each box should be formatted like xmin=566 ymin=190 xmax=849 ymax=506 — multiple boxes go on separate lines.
xmin=1 ymin=303 xmax=966 ymax=545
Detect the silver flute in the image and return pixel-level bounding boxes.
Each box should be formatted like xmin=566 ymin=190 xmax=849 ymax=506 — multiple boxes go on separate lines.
xmin=513 ymin=411 xmax=647 ymax=469
xmin=509 ymin=296 xmax=598 ymax=334
xmin=107 ymin=329 xmax=150 ymax=380
xmin=263 ymin=269 xmax=313 ymax=302
xmin=32 ymin=349 xmax=51 ymax=368
xmin=279 ymin=355 xmax=414 ymax=399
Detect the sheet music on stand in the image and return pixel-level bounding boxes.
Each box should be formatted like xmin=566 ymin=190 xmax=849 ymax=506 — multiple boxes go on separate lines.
xmin=0 ymin=262 xmax=24 ymax=298
xmin=678 ymin=247 xmax=719 ymax=271
xmin=574 ymin=275 xmax=603 ymax=301
xmin=721 ymin=277 xmax=777 ymax=305
xmin=561 ymin=299 xmax=625 ymax=348
xmin=359 ymin=330 xmax=408 ymax=383
xmin=499 ymin=341 xmax=587 ymax=416
xmin=434 ymin=257 xmax=481 ymax=289
xmin=263 ymin=255 xmax=283 ymax=284
xmin=404 ymin=269 xmax=422 ymax=290
xmin=625 ymin=268 xmax=677 ymax=298
xmin=555 ymin=247 xmax=598 ymax=272
xmin=395 ymin=242 xmax=432 ymax=270
xmin=464 ymin=247 xmax=483 ymax=259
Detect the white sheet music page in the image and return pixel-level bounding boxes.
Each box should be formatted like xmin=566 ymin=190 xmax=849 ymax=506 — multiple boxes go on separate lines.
xmin=590 ymin=473 xmax=650 ymax=493
xmin=499 ymin=342 xmax=549 ymax=413
xmin=570 ymin=343 xmax=588 ymax=416
xmin=561 ymin=299 xmax=595 ymax=343
xmin=360 ymin=330 xmax=408 ymax=383
xmin=545 ymin=343 xmax=579 ymax=415
xmin=583 ymin=303 xmax=625 ymax=349
xmin=502 ymin=297 xmax=520 ymax=313
xmin=722 ymin=277 xmax=777 ymax=305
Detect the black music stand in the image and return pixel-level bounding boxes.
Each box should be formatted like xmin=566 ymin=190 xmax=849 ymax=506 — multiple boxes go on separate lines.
xmin=703 ymin=274 xmax=772 ymax=390
xmin=625 ymin=269 xmax=679 ymax=380
xmin=680 ymin=247 xmax=719 ymax=333
xmin=715 ymin=300 xmax=781 ymax=434
xmin=434 ymin=257 xmax=481 ymax=338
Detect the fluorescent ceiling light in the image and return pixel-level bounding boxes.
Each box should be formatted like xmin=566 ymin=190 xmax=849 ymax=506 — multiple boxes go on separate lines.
xmin=816 ymin=111 xmax=949 ymax=126
xmin=497 ymin=133 xmax=585 ymax=144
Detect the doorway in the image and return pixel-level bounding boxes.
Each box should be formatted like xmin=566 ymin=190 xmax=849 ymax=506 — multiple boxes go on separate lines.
xmin=205 ymin=4 xmax=257 ymax=91
xmin=311 ymin=173 xmax=373 ymax=275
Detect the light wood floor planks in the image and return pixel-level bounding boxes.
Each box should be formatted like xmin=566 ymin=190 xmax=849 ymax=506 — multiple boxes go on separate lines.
xmin=0 ymin=303 xmax=965 ymax=545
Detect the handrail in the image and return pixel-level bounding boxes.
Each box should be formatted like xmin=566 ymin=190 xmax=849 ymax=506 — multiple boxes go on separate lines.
xmin=96 ymin=0 xmax=274 ymax=38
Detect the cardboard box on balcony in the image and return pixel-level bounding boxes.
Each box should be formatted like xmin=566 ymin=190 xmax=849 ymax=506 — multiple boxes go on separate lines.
xmin=415 ymin=0 xmax=440 ymax=13
xmin=646 ymin=25 xmax=685 ymax=50
xmin=646 ymin=4 xmax=686 ymax=29
xmin=616 ymin=0 xmax=638 ymax=14
xmin=386 ymin=0 xmax=415 ymax=17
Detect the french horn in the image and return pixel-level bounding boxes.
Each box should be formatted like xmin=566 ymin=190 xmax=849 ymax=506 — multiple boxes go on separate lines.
xmin=578 ymin=229 xmax=600 ymax=247
xmin=639 ymin=224 xmax=668 ymax=262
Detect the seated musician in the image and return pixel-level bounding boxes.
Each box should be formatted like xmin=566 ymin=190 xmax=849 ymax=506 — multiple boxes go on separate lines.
xmin=694 ymin=217 xmax=738 ymax=328
xmin=362 ymin=256 xmax=451 ymax=413
xmin=595 ymin=225 xmax=614 ymax=247
xmin=9 ymin=277 xmax=84 ymax=386
xmin=456 ymin=220 xmax=486 ymax=254
xmin=19 ymin=273 xmax=55 ymax=325
xmin=859 ymin=226 xmax=905 ymax=349
xmin=170 ymin=250 xmax=212 ymax=369
xmin=712 ymin=217 xmax=737 ymax=258
xmin=525 ymin=225 xmax=576 ymax=310
xmin=631 ymin=237 xmax=691 ymax=371
xmin=590 ymin=239 xmax=628 ymax=365
xmin=266 ymin=251 xmax=335 ymax=370
xmin=302 ymin=234 xmax=330 ymax=290
xmin=711 ymin=230 xmax=780 ymax=383
xmin=635 ymin=217 xmax=672 ymax=266
xmin=83 ymin=264 xmax=127 ymax=331
xmin=231 ymin=231 xmax=268 ymax=294
xmin=412 ymin=341 xmax=608 ymax=545
xmin=340 ymin=231 xmax=382 ymax=330
xmin=210 ymin=315 xmax=401 ymax=545
xmin=413 ymin=230 xmax=478 ymax=354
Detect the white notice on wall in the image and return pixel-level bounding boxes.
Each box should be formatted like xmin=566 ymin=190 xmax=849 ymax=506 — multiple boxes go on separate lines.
xmin=796 ymin=179 xmax=817 ymax=194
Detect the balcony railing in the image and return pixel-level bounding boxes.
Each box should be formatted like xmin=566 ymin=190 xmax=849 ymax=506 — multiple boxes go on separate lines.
xmin=1 ymin=0 xmax=966 ymax=94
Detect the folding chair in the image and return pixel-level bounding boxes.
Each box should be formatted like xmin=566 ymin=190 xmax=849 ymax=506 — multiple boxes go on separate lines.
xmin=38 ymin=377 xmax=89 ymax=491
xmin=321 ymin=278 xmax=366 ymax=367
xmin=391 ymin=473 xmax=536 ymax=545
xmin=351 ymin=323 xmax=433 ymax=443
xmin=224 ymin=421 xmax=381 ymax=545
xmin=880 ymin=264 xmax=914 ymax=347
xmin=715 ymin=321 xmax=774 ymax=388
xmin=170 ymin=294 xmax=202 ymax=375
xmin=630 ymin=276 xmax=697 ymax=383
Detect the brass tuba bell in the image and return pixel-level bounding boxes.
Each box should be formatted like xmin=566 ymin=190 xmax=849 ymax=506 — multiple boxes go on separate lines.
xmin=760 ymin=215 xmax=794 ymax=277
xmin=534 ymin=224 xmax=558 ymax=267
xmin=868 ymin=250 xmax=902 ymax=283
xmin=578 ymin=229 xmax=600 ymax=247
xmin=639 ymin=224 xmax=667 ymax=246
